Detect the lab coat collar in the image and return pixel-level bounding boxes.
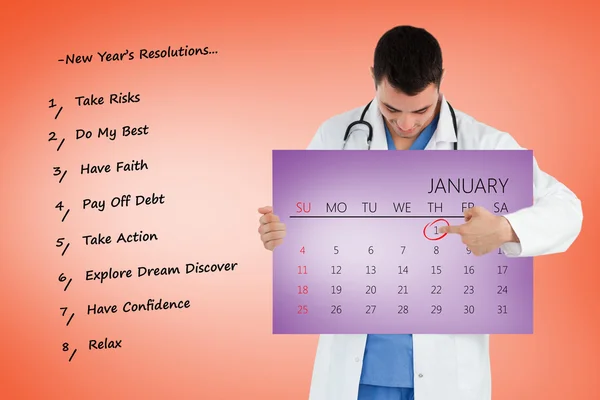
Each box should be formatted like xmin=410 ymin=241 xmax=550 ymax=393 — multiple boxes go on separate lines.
xmin=428 ymin=93 xmax=458 ymax=149
xmin=365 ymin=93 xmax=457 ymax=150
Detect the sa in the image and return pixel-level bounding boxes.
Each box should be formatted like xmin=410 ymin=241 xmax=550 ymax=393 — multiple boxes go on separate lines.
xmin=493 ymin=202 xmax=508 ymax=213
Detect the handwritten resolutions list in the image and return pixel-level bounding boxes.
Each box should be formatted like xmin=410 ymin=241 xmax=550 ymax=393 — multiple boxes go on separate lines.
xmin=48 ymin=44 xmax=238 ymax=362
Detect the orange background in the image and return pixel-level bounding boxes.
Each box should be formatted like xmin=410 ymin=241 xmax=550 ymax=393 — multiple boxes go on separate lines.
xmin=1 ymin=1 xmax=598 ymax=399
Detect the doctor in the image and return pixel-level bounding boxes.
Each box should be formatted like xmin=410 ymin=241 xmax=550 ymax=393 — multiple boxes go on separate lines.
xmin=258 ymin=25 xmax=583 ymax=400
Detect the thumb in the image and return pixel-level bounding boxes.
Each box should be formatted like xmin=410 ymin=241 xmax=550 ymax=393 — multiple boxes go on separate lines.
xmin=464 ymin=207 xmax=477 ymax=221
xmin=258 ymin=206 xmax=273 ymax=214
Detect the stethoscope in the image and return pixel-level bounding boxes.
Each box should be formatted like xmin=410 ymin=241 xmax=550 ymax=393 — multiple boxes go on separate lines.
xmin=342 ymin=100 xmax=458 ymax=150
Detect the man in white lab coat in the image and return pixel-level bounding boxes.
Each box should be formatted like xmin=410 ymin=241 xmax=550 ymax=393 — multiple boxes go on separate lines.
xmin=258 ymin=25 xmax=583 ymax=400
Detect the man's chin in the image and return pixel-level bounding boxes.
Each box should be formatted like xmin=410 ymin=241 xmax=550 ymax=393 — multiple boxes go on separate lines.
xmin=395 ymin=130 xmax=419 ymax=139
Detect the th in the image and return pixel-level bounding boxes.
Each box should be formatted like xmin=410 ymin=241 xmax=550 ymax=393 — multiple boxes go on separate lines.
xmin=428 ymin=202 xmax=443 ymax=212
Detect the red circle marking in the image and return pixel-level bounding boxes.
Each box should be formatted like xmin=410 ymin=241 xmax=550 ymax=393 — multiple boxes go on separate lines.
xmin=423 ymin=218 xmax=450 ymax=241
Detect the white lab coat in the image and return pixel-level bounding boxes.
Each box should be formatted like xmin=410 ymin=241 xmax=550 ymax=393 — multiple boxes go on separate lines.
xmin=304 ymin=94 xmax=583 ymax=400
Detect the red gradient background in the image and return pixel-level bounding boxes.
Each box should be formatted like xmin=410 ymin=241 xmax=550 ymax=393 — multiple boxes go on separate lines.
xmin=1 ymin=1 xmax=599 ymax=399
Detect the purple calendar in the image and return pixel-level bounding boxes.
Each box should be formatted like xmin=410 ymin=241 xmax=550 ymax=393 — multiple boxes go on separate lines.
xmin=272 ymin=149 xmax=534 ymax=334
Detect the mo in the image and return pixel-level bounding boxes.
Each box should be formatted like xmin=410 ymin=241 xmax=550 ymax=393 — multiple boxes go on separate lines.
xmin=326 ymin=202 xmax=347 ymax=213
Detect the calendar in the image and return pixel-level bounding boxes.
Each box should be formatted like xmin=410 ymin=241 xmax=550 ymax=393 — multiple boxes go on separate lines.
xmin=272 ymin=149 xmax=534 ymax=334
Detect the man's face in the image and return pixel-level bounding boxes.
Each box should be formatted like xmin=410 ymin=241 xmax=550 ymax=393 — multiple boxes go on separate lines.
xmin=375 ymin=78 xmax=441 ymax=139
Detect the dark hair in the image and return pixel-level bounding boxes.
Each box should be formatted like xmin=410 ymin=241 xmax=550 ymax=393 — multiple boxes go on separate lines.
xmin=373 ymin=26 xmax=443 ymax=95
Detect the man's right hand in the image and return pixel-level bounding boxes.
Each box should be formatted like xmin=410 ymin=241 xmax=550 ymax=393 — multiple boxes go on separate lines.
xmin=258 ymin=206 xmax=286 ymax=251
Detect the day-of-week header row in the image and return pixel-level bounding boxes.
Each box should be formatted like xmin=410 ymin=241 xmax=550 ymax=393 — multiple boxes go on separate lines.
xmin=294 ymin=200 xmax=510 ymax=214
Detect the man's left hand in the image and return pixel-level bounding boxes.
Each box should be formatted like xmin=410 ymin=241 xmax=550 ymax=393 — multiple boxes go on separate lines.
xmin=438 ymin=206 xmax=519 ymax=256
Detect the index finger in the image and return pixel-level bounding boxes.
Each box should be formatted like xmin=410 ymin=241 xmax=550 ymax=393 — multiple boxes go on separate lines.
xmin=439 ymin=224 xmax=463 ymax=234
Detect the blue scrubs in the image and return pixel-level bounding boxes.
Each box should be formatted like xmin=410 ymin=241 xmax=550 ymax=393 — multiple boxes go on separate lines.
xmin=357 ymin=113 xmax=440 ymax=400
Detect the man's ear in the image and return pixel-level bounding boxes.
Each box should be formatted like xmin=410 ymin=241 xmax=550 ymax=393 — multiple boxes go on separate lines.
xmin=370 ymin=67 xmax=376 ymax=89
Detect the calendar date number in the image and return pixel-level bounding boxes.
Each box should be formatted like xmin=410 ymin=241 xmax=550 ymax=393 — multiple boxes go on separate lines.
xmin=297 ymin=305 xmax=308 ymax=314
xmin=298 ymin=285 xmax=308 ymax=294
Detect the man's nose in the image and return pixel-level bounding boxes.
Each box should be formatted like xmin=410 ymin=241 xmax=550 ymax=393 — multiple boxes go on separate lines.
xmin=397 ymin=116 xmax=414 ymax=131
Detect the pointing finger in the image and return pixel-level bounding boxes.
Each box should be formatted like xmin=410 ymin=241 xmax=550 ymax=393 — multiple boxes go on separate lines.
xmin=439 ymin=224 xmax=463 ymax=234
